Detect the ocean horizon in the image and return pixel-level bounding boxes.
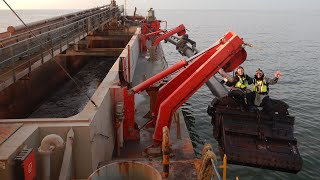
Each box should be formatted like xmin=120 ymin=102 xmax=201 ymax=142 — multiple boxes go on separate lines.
xmin=1 ymin=8 xmax=319 ymax=179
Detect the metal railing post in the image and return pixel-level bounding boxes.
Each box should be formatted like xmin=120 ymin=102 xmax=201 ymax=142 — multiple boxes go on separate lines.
xmin=50 ymin=36 xmax=54 ymax=60
xmin=10 ymin=46 xmax=16 ymax=82
xmin=27 ymin=41 xmax=31 ymax=74
xmin=72 ymin=25 xmax=75 ymax=44
xmin=59 ymin=28 xmax=62 ymax=53
xmin=81 ymin=20 xmax=84 ymax=36
xmin=40 ymin=42 xmax=44 ymax=64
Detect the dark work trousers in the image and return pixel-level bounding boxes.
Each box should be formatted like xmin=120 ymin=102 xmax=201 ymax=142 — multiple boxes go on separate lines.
xmin=228 ymin=89 xmax=248 ymax=109
xmin=249 ymin=92 xmax=275 ymax=116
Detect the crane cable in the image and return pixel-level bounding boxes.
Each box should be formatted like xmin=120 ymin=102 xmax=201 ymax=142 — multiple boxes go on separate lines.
xmin=2 ymin=0 xmax=98 ymax=108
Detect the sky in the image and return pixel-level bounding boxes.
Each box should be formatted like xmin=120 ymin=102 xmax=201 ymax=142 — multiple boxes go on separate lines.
xmin=0 ymin=0 xmax=319 ymax=10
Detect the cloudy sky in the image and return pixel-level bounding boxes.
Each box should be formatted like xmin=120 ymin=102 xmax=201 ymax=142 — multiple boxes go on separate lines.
xmin=0 ymin=0 xmax=319 ymax=10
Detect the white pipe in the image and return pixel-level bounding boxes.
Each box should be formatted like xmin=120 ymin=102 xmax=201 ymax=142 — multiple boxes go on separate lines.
xmin=38 ymin=134 xmax=64 ymax=180
xmin=39 ymin=134 xmax=64 ymax=154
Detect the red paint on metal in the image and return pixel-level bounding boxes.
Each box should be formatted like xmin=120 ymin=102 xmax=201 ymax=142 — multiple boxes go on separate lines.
xmin=152 ymin=32 xmax=246 ymax=141
xmin=127 ymin=45 xmax=131 ymax=83
xmin=145 ymin=30 xmax=165 ymax=38
xmin=142 ymin=22 xmax=149 ymax=35
xmin=139 ymin=34 xmax=147 ymax=52
xmin=140 ymin=23 xmax=185 ymax=51
xmin=112 ymin=87 xmax=139 ymax=142
xmin=223 ymin=49 xmax=247 ymax=72
xmin=23 ymin=150 xmax=36 ymax=180
xmin=131 ymin=59 xmax=188 ymax=94
xmin=141 ymin=20 xmax=161 ymax=35
xmin=150 ymin=20 xmax=161 ymax=31
xmin=152 ymin=45 xmax=219 ymax=118
xmin=152 ymin=24 xmax=186 ymax=47
xmin=123 ymin=87 xmax=139 ymax=140
xmin=145 ymin=83 xmax=164 ymax=119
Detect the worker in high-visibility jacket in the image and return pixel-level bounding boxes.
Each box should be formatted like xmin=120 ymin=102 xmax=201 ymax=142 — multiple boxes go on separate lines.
xmin=247 ymin=68 xmax=281 ymax=113
xmin=223 ymin=66 xmax=253 ymax=111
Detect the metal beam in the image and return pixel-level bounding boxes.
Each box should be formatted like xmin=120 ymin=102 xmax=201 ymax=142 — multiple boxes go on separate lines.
xmin=86 ymin=35 xmax=131 ymax=41
xmin=66 ymin=48 xmax=124 ymax=57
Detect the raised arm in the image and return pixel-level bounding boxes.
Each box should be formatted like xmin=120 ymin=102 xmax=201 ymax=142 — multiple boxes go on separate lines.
xmin=224 ymin=76 xmax=239 ymax=87
xmin=267 ymin=71 xmax=281 ymax=85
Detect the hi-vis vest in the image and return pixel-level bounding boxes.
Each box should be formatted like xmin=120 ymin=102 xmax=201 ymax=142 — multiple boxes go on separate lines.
xmin=252 ymin=79 xmax=268 ymax=93
xmin=235 ymin=75 xmax=248 ymax=89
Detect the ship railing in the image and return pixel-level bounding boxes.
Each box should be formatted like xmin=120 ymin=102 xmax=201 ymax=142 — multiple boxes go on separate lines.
xmin=0 ymin=5 xmax=111 ymax=45
xmin=0 ymin=5 xmax=123 ymax=91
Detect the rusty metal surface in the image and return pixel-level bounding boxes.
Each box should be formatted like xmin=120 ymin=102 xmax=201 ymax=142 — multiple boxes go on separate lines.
xmin=208 ymin=96 xmax=303 ymax=173
xmin=98 ymin=160 xmax=198 ymax=180
xmin=149 ymin=160 xmax=198 ymax=180
xmin=89 ymin=161 xmax=162 ymax=180
xmin=219 ymin=112 xmax=302 ymax=172
xmin=0 ymin=123 xmax=23 ymax=144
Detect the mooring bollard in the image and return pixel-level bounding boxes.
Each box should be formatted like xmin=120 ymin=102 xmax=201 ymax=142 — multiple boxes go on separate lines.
xmin=162 ymin=126 xmax=170 ymax=178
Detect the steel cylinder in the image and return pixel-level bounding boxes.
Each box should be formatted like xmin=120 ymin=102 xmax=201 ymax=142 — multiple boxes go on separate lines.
xmin=88 ymin=161 xmax=162 ymax=180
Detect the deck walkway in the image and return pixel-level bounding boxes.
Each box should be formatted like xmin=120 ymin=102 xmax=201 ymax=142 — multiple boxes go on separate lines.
xmin=100 ymin=44 xmax=198 ymax=179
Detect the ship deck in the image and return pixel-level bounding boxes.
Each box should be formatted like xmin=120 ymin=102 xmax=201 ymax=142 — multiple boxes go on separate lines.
xmin=99 ymin=44 xmax=198 ymax=179
xmin=0 ymin=5 xmax=200 ymax=179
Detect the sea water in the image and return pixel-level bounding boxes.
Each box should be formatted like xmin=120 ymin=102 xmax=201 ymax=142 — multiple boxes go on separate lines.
xmin=160 ymin=9 xmax=320 ymax=180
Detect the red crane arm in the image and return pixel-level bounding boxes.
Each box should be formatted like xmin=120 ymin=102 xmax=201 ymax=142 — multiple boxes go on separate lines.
xmin=152 ymin=24 xmax=186 ymax=47
xmin=152 ymin=44 xmax=221 ymax=118
xmin=153 ymin=31 xmax=247 ymax=142
xmin=131 ymin=59 xmax=188 ymax=94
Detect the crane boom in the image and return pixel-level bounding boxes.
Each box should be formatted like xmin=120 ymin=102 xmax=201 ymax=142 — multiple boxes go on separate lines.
xmin=152 ymin=31 xmax=246 ymax=141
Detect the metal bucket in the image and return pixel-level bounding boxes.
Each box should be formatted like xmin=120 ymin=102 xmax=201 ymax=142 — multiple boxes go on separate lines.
xmin=88 ymin=161 xmax=162 ymax=180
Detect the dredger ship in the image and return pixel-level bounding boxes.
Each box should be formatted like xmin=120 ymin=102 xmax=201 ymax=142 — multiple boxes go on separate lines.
xmin=0 ymin=1 xmax=302 ymax=179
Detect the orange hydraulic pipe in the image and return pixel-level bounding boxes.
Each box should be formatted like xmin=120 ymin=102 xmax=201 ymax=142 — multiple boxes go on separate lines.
xmin=131 ymin=59 xmax=188 ymax=94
